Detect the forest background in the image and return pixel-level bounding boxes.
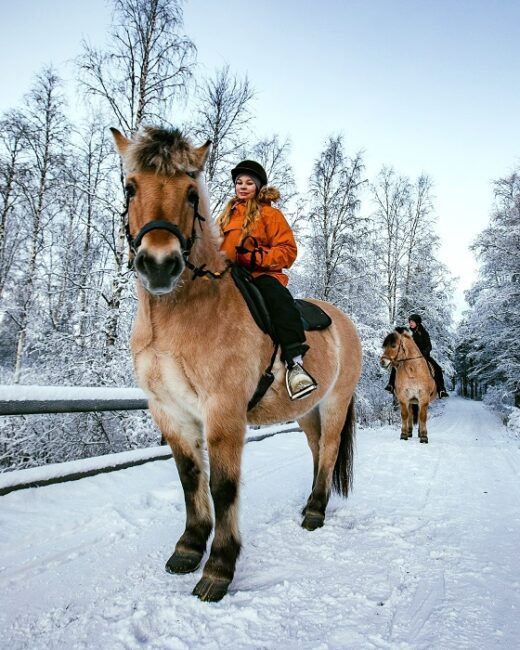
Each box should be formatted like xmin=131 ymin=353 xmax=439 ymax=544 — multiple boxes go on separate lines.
xmin=0 ymin=0 xmax=518 ymax=471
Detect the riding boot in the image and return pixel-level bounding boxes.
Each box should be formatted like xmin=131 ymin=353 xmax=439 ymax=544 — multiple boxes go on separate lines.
xmin=286 ymin=362 xmax=318 ymax=400
xmin=385 ymin=367 xmax=396 ymax=393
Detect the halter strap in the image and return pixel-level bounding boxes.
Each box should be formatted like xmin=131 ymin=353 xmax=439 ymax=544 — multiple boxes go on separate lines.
xmin=122 ymin=181 xmax=231 ymax=281
xmin=383 ymin=337 xmax=424 ymax=367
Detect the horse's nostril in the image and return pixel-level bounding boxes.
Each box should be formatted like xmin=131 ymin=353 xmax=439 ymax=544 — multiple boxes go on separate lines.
xmin=166 ymin=254 xmax=182 ymax=277
xmin=134 ymin=251 xmax=151 ymax=274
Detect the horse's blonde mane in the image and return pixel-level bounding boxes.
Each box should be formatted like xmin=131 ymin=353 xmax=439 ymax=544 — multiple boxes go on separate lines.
xmin=123 ymin=127 xmax=205 ymax=176
xmin=195 ymin=172 xmax=212 ymax=220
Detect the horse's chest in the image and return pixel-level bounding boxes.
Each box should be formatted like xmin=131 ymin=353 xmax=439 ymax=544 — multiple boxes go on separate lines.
xmin=134 ymin=348 xmax=198 ymax=414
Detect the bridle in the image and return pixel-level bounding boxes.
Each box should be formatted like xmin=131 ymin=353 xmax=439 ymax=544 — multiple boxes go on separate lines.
xmin=382 ymin=337 xmax=424 ymax=368
xmin=122 ymin=172 xmax=231 ymax=281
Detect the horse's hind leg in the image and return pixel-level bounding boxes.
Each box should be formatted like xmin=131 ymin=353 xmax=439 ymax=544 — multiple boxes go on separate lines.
xmin=193 ymin=410 xmax=245 ymax=602
xmin=300 ymin=395 xmax=354 ymax=531
xmin=152 ymin=407 xmax=212 ymax=575
xmin=297 ymin=407 xmax=321 ymax=516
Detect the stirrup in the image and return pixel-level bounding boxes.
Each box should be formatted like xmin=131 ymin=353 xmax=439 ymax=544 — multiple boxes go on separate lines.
xmin=385 ymin=383 xmax=394 ymax=393
xmin=285 ymin=363 xmax=318 ymax=400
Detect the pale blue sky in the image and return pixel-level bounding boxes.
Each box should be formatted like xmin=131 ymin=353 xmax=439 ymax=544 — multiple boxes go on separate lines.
xmin=1 ymin=1 xmax=519 ymax=315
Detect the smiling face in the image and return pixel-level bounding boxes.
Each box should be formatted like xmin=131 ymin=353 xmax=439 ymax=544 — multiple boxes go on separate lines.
xmin=235 ymin=174 xmax=258 ymax=201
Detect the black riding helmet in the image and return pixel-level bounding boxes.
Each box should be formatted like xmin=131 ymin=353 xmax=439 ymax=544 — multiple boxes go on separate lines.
xmin=231 ymin=160 xmax=268 ymax=190
xmin=408 ymin=313 xmax=422 ymax=325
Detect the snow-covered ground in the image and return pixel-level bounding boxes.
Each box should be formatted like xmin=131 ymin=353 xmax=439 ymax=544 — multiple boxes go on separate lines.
xmin=0 ymin=396 xmax=518 ymax=649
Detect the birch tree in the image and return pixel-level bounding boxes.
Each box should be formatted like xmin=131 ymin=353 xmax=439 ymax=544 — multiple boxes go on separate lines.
xmin=305 ymin=135 xmax=365 ymax=304
xmin=191 ymin=65 xmax=254 ymax=215
xmin=78 ymin=0 xmax=196 ymax=357
xmin=0 ymin=112 xmax=26 ymax=300
xmin=8 ymin=69 xmax=69 ymax=382
xmin=370 ymin=167 xmax=411 ymax=324
xmin=79 ymin=0 xmax=196 ymax=133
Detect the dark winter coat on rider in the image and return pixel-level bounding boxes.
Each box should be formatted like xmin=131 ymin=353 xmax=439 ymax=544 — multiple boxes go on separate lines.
xmin=411 ymin=325 xmax=432 ymax=358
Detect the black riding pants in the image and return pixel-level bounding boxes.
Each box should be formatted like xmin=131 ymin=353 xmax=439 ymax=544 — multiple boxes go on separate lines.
xmin=427 ymin=357 xmax=446 ymax=391
xmin=252 ymin=274 xmax=308 ymax=364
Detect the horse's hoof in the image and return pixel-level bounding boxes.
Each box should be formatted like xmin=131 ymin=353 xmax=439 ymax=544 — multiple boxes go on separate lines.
xmin=192 ymin=576 xmax=230 ymax=602
xmin=165 ymin=551 xmax=202 ymax=574
xmin=419 ymin=437 xmax=428 ymax=444
xmin=302 ymin=512 xmax=324 ymax=531
xmin=400 ymin=434 xmax=408 ymax=440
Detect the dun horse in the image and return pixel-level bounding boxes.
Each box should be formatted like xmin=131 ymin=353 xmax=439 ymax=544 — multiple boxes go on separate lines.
xmin=380 ymin=329 xmax=436 ymax=443
xmin=111 ymin=127 xmax=362 ymax=602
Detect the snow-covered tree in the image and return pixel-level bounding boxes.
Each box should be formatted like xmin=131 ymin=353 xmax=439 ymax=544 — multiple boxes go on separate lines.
xmin=458 ymin=170 xmax=520 ymax=409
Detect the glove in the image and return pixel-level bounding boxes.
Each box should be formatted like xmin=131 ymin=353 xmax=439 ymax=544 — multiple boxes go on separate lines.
xmin=237 ymin=250 xmax=253 ymax=269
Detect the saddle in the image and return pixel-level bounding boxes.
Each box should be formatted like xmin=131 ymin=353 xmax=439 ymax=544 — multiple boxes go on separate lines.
xmin=231 ymin=266 xmax=332 ymax=339
xmin=231 ymin=266 xmax=332 ymax=411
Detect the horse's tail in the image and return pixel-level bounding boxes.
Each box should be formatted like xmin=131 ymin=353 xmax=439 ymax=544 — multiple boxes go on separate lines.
xmin=332 ymin=395 xmax=356 ymax=498
xmin=412 ymin=403 xmax=419 ymax=424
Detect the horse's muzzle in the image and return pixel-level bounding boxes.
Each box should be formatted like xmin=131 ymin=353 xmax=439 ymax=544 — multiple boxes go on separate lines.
xmin=134 ymin=250 xmax=185 ymax=295
xmin=380 ymin=357 xmax=391 ymax=368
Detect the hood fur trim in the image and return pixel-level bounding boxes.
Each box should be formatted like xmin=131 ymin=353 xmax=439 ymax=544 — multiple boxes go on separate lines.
xmin=258 ymin=186 xmax=280 ymax=204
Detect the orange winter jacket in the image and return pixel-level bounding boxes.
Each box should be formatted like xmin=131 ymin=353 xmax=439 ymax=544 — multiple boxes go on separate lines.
xmin=220 ymin=197 xmax=297 ymax=287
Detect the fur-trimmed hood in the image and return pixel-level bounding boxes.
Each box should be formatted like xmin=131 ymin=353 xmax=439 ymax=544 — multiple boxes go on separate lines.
xmin=258 ymin=186 xmax=281 ymax=205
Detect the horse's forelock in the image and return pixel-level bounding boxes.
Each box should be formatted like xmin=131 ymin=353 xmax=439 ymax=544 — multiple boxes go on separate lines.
xmin=124 ymin=127 xmax=201 ymax=176
xmin=383 ymin=332 xmax=399 ymax=347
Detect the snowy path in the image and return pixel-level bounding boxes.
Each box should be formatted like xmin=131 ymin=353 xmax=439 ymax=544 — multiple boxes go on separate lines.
xmin=0 ymin=396 xmax=519 ymax=649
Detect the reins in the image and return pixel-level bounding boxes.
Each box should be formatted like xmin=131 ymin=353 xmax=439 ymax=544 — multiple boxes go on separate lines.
xmin=122 ymin=173 xmax=232 ymax=281
xmin=384 ymin=338 xmax=424 ymax=367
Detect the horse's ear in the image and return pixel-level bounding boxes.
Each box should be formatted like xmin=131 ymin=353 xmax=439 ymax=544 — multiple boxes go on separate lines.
xmin=193 ymin=140 xmax=212 ymax=170
xmin=110 ymin=128 xmax=132 ymax=156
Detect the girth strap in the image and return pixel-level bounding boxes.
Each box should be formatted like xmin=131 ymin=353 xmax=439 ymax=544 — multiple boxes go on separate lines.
xmin=248 ymin=344 xmax=279 ymax=411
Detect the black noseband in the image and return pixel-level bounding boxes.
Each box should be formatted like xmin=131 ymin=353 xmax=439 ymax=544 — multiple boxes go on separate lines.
xmin=131 ymin=220 xmax=188 ymax=253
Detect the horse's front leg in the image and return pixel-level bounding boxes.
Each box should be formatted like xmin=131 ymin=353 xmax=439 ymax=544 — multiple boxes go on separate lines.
xmin=151 ymin=406 xmax=213 ymax=574
xmin=400 ymin=401 xmax=410 ymax=440
xmin=193 ymin=409 xmax=246 ymax=602
xmin=418 ymin=402 xmax=429 ymax=443
xmin=407 ymin=404 xmax=414 ymax=437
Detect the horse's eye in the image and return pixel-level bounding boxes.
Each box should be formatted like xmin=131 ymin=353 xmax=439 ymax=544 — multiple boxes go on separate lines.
xmin=125 ymin=183 xmax=136 ymax=200
xmin=187 ymin=189 xmax=199 ymax=206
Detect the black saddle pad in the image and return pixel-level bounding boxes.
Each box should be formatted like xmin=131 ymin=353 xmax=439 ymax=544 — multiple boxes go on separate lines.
xmin=295 ymin=299 xmax=332 ymax=330
xmin=231 ymin=266 xmax=332 ymax=336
